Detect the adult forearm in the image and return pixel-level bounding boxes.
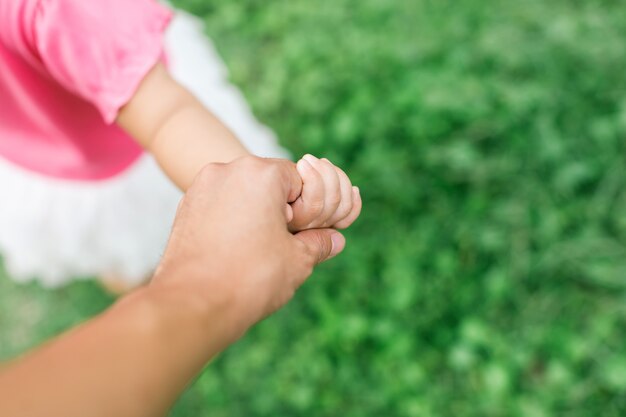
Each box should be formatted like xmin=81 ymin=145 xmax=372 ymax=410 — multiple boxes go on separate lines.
xmin=0 ymin=284 xmax=241 ymax=417
xmin=0 ymin=153 xmax=353 ymax=417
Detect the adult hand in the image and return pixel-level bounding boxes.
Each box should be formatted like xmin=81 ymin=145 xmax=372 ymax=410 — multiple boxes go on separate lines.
xmin=0 ymin=156 xmax=354 ymax=417
xmin=152 ymin=156 xmax=346 ymax=335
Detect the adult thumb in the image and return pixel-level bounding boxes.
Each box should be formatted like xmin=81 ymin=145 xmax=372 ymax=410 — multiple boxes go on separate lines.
xmin=294 ymin=229 xmax=346 ymax=265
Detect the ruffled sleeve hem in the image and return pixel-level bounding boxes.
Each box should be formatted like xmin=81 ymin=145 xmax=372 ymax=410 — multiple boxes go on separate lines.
xmin=97 ymin=8 xmax=172 ymax=123
xmin=32 ymin=0 xmax=173 ymax=124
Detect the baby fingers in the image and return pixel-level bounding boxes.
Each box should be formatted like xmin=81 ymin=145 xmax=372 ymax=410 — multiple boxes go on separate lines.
xmin=289 ymin=157 xmax=325 ymax=230
xmin=304 ymin=155 xmax=342 ymax=223
xmin=333 ymin=186 xmax=362 ymax=229
xmin=290 ymin=154 xmax=362 ymax=232
xmin=323 ymin=161 xmax=355 ymax=227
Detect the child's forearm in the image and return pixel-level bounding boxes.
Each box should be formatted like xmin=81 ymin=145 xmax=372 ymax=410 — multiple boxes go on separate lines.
xmin=117 ymin=63 xmax=249 ymax=190
xmin=148 ymin=97 xmax=249 ymax=190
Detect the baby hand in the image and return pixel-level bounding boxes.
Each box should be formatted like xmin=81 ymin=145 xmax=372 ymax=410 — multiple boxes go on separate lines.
xmin=289 ymin=154 xmax=362 ymax=231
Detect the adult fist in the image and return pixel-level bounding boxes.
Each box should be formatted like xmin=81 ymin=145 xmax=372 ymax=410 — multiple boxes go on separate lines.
xmin=152 ymin=156 xmax=347 ymax=336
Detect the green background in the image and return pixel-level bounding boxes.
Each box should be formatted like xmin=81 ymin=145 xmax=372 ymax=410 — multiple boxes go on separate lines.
xmin=2 ymin=0 xmax=626 ymax=415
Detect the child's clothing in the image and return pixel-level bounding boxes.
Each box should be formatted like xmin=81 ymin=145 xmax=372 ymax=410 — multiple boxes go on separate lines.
xmin=0 ymin=0 xmax=167 ymax=180
xmin=0 ymin=0 xmax=288 ymax=286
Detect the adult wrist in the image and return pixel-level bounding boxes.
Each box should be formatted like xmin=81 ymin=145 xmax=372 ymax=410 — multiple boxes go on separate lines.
xmin=144 ymin=268 xmax=252 ymax=351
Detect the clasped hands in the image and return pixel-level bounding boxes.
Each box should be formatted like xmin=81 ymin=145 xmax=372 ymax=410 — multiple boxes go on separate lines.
xmin=152 ymin=154 xmax=362 ymax=340
xmin=0 ymin=155 xmax=361 ymax=417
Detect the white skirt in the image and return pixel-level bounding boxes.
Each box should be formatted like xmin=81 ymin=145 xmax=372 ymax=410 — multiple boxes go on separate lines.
xmin=0 ymin=10 xmax=289 ymax=287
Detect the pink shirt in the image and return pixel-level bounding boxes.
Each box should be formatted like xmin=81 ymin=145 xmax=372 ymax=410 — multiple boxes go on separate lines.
xmin=0 ymin=0 xmax=172 ymax=180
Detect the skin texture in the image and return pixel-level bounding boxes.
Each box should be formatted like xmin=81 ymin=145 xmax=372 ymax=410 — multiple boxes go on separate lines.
xmin=0 ymin=156 xmax=354 ymax=417
xmin=116 ymin=63 xmax=362 ymax=231
xmin=291 ymin=155 xmax=362 ymax=230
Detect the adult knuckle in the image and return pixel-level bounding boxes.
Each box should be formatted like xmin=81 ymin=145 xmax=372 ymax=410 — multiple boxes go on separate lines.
xmin=298 ymin=236 xmax=313 ymax=256
xmin=247 ymin=161 xmax=279 ymax=184
xmin=238 ymin=155 xmax=264 ymax=170
xmin=314 ymin=233 xmax=332 ymax=263
xmin=264 ymin=162 xmax=282 ymax=178
xmin=196 ymin=163 xmax=220 ymax=185
xmin=302 ymin=248 xmax=317 ymax=271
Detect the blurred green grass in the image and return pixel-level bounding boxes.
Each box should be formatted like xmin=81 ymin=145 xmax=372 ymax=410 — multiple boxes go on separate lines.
xmin=3 ymin=0 xmax=626 ymax=415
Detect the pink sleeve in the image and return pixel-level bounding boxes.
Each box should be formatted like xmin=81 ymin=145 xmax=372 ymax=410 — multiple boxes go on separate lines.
xmin=30 ymin=0 xmax=172 ymax=123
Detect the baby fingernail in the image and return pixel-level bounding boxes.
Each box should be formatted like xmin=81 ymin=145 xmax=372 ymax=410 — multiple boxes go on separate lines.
xmin=297 ymin=158 xmax=313 ymax=174
xmin=303 ymin=154 xmax=318 ymax=164
xmin=353 ymin=186 xmax=360 ymax=196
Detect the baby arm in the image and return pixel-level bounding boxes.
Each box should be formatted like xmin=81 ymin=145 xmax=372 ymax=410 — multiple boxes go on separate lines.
xmin=117 ymin=63 xmax=249 ymax=190
xmin=117 ymin=63 xmax=362 ymax=231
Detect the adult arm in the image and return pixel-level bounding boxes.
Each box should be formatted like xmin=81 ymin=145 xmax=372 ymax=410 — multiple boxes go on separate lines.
xmin=0 ymin=157 xmax=347 ymax=417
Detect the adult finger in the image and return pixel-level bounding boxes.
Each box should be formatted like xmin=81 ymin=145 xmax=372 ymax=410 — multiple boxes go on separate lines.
xmin=294 ymin=228 xmax=346 ymax=267
xmin=234 ymin=157 xmax=303 ymax=205
xmin=264 ymin=158 xmax=304 ymax=204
